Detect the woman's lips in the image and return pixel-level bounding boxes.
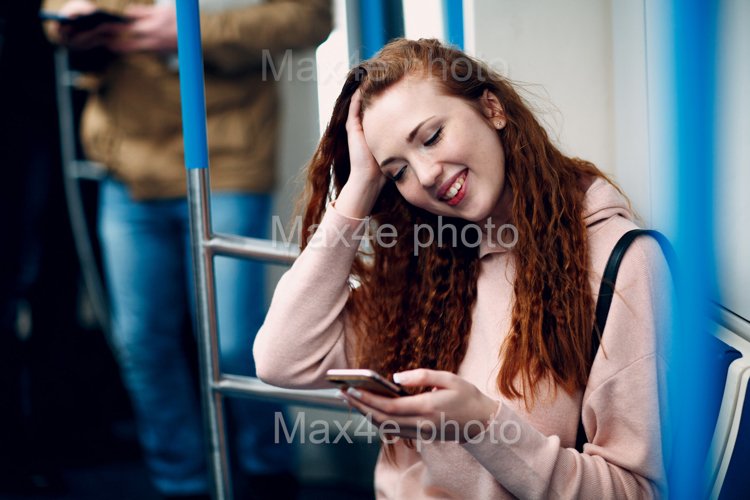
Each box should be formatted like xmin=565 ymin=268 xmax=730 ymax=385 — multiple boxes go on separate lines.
xmin=438 ymin=168 xmax=469 ymax=206
xmin=445 ymin=172 xmax=467 ymax=206
xmin=437 ymin=168 xmax=468 ymax=200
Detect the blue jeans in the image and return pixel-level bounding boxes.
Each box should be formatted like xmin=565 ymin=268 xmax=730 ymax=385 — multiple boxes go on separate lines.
xmin=98 ymin=179 xmax=292 ymax=496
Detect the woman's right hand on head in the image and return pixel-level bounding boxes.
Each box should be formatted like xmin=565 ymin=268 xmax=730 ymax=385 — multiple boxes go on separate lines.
xmin=336 ymin=89 xmax=388 ymax=219
xmin=346 ymin=89 xmax=388 ymax=190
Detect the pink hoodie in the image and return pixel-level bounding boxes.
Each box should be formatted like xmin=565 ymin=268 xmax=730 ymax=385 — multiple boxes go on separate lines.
xmin=254 ymin=178 xmax=670 ymax=499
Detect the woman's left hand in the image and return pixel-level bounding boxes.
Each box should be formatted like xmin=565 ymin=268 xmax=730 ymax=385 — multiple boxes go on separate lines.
xmin=340 ymin=369 xmax=500 ymax=442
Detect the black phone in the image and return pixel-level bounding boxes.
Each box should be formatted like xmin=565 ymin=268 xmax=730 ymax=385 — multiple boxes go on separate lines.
xmin=39 ymin=10 xmax=130 ymax=32
xmin=326 ymin=369 xmax=407 ymax=398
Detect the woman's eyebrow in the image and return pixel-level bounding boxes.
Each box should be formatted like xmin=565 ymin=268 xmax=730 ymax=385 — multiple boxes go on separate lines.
xmin=379 ymin=115 xmax=436 ymax=168
xmin=406 ymin=115 xmax=435 ymax=143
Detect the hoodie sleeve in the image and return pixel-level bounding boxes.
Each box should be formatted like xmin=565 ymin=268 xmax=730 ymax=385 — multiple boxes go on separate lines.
xmin=200 ymin=0 xmax=332 ymax=74
xmin=253 ymin=203 xmax=366 ymax=389
xmin=463 ymin=235 xmax=671 ymax=499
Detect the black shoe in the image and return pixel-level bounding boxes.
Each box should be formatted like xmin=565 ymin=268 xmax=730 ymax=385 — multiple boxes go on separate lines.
xmin=239 ymin=472 xmax=299 ymax=500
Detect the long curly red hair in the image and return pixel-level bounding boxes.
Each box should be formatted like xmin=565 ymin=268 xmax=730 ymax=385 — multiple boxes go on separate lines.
xmin=299 ymin=38 xmax=612 ymax=406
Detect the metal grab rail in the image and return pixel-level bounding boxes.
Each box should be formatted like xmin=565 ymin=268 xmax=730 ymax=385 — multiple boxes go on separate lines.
xmin=53 ymin=47 xmax=110 ymax=340
xmin=213 ymin=375 xmax=345 ymax=408
xmin=205 ymin=233 xmax=298 ymax=263
xmin=175 ymin=5 xmax=347 ymax=499
xmin=185 ymin=167 xmax=348 ymax=500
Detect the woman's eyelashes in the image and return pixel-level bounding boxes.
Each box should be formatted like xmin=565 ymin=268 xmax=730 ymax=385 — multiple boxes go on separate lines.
xmin=391 ymin=166 xmax=407 ymax=182
xmin=424 ymin=126 xmax=443 ymax=147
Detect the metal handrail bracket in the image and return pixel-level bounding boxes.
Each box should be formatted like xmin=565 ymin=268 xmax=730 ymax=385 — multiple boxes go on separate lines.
xmin=205 ymin=233 xmax=298 ymax=264
xmin=214 ymin=375 xmax=349 ymax=409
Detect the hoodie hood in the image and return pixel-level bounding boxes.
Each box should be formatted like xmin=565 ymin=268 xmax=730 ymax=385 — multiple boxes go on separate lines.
xmin=479 ymin=177 xmax=634 ymax=258
xmin=582 ymin=177 xmax=634 ymax=228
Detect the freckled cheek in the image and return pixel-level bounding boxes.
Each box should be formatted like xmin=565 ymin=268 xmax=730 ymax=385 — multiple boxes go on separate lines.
xmin=442 ymin=132 xmax=483 ymax=165
xmin=469 ymin=138 xmax=505 ymax=176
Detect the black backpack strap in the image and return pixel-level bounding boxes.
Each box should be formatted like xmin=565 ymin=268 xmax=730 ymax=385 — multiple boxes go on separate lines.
xmin=575 ymin=229 xmax=675 ymax=452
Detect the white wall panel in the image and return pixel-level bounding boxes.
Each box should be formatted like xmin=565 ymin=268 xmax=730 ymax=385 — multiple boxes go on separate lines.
xmin=715 ymin=0 xmax=750 ymax=319
xmin=466 ymin=0 xmax=615 ymax=184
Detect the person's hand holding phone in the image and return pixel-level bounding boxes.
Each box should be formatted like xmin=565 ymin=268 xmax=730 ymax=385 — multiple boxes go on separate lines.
xmin=44 ymin=2 xmax=178 ymax=55
xmin=339 ymin=368 xmax=500 ymax=442
xmin=50 ymin=0 xmax=125 ymax=51
xmin=106 ymin=4 xmax=177 ymax=54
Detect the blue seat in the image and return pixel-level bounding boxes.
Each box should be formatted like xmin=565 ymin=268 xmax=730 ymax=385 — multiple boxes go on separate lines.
xmin=704 ymin=309 xmax=750 ymax=498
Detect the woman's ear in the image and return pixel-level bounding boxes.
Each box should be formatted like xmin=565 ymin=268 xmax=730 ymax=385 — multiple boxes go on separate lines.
xmin=480 ymin=89 xmax=506 ymax=130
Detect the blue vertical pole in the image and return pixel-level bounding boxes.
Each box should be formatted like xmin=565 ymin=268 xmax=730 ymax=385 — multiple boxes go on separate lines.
xmin=442 ymin=0 xmax=464 ymax=50
xmin=176 ymin=0 xmax=209 ymax=170
xmin=358 ymin=0 xmax=386 ymax=59
xmin=356 ymin=0 xmax=404 ymax=60
xmin=175 ymin=1 xmax=232 ymax=499
xmin=667 ymin=0 xmax=719 ymax=497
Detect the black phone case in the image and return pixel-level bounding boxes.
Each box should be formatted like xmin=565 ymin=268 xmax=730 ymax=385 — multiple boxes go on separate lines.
xmin=40 ymin=10 xmax=129 ymax=32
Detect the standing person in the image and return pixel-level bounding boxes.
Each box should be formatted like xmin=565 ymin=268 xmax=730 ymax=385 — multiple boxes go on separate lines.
xmin=254 ymin=38 xmax=671 ymax=498
xmin=43 ymin=1 xmax=332 ymax=499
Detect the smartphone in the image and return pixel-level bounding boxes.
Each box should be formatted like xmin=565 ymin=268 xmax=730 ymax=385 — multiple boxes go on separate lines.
xmin=326 ymin=369 xmax=407 ymax=398
xmin=39 ymin=10 xmax=130 ymax=32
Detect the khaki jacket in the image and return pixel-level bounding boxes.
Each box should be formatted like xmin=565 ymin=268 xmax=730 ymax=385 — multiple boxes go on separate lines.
xmin=43 ymin=0 xmax=332 ymax=199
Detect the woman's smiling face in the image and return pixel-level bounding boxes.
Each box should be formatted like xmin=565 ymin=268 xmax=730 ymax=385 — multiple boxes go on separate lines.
xmin=361 ymin=76 xmax=509 ymax=223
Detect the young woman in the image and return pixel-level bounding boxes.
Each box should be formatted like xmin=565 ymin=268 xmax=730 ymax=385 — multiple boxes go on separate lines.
xmin=254 ymin=38 xmax=669 ymax=499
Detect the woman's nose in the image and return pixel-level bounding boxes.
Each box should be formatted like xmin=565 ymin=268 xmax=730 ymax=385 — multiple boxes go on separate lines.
xmin=414 ymin=159 xmax=443 ymax=189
